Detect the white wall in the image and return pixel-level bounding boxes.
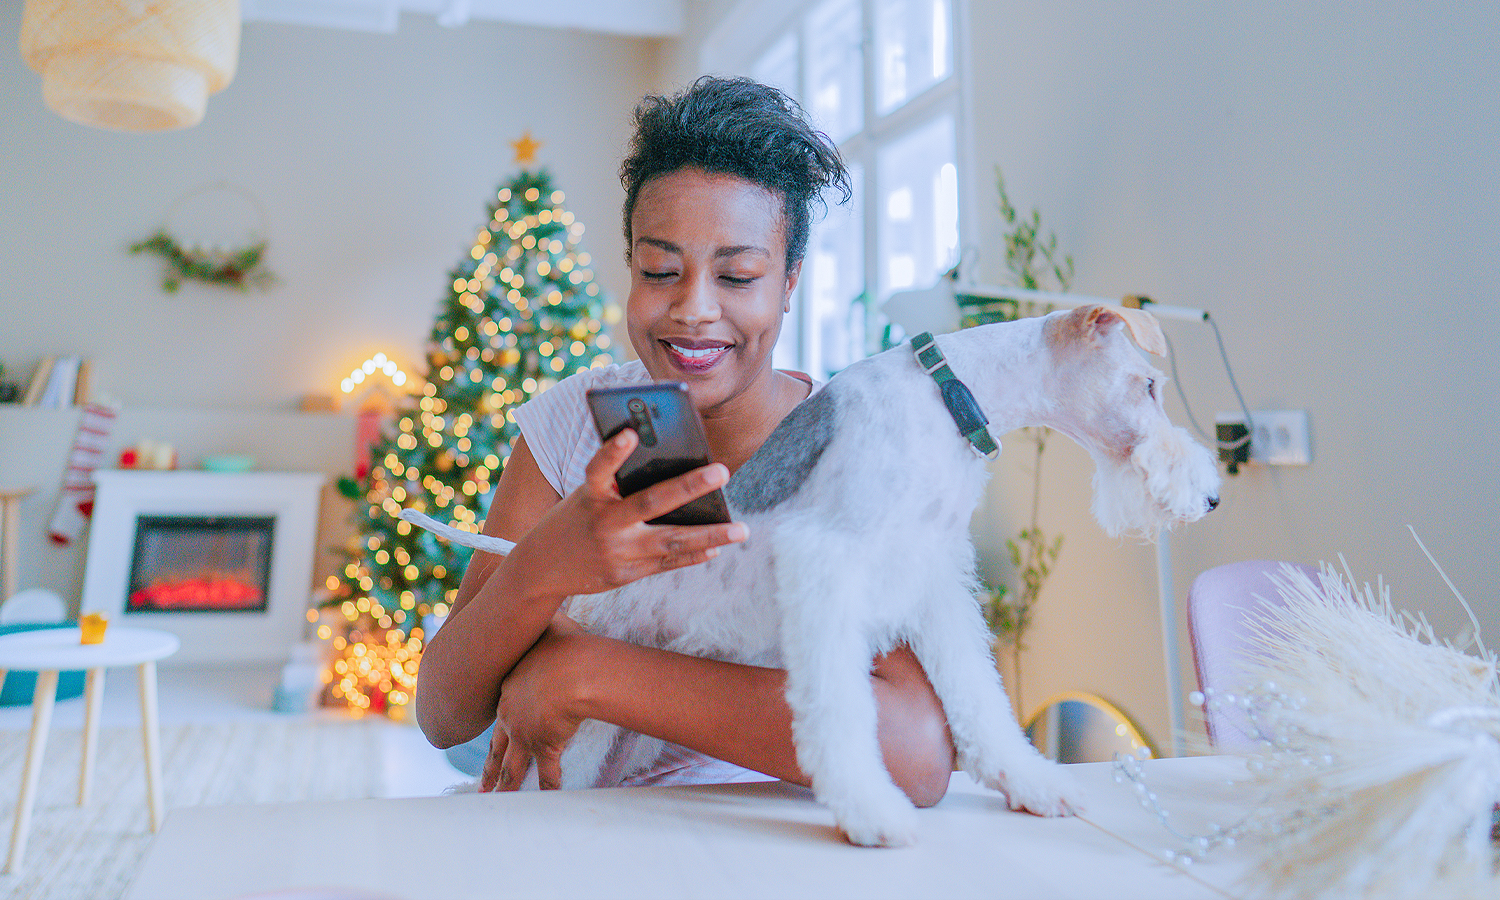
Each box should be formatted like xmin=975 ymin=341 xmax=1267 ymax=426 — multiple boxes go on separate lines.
xmin=1 ymin=8 xmax=657 ymax=610
xmin=965 ymin=1 xmax=1500 ymax=746
xmin=677 ymin=0 xmax=1500 ymax=750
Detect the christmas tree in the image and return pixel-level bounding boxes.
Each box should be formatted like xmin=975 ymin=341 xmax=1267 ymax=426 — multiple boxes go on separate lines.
xmin=322 ymin=140 xmax=619 ymax=717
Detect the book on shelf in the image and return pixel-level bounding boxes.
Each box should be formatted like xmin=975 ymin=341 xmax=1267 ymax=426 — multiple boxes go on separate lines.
xmin=40 ymin=356 xmax=79 ymax=408
xmin=73 ymin=358 xmax=92 ymax=405
xmin=21 ymin=355 xmax=55 ymax=406
xmin=22 ymin=356 xmax=88 ymax=408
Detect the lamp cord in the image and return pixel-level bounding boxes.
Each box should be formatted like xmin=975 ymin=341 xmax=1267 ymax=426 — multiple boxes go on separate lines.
xmin=1162 ymin=313 xmax=1253 ymax=450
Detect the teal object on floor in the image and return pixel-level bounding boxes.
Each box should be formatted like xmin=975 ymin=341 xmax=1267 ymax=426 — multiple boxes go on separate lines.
xmin=0 ymin=621 xmax=87 ymax=706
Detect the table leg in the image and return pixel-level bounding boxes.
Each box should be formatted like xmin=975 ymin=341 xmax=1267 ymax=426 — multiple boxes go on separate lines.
xmin=137 ymin=660 xmax=165 ymax=832
xmin=78 ymin=667 xmax=105 ymax=806
xmin=6 ymin=668 xmax=58 ymax=874
xmin=0 ymin=493 xmax=24 ymax=605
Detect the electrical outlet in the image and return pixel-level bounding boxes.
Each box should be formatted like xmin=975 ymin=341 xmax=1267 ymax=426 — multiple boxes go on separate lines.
xmin=1215 ymin=410 xmax=1312 ymax=467
xmin=1215 ymin=420 xmax=1249 ymax=474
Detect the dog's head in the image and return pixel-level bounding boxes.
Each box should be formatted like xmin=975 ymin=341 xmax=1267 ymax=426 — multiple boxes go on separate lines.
xmin=1041 ymin=305 xmax=1221 ymax=538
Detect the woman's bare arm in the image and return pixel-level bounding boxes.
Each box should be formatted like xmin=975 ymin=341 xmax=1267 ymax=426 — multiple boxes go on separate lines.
xmin=487 ymin=628 xmax=956 ymax=807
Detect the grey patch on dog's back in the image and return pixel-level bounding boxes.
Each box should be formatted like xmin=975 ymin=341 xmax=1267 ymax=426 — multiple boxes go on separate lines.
xmin=727 ymin=385 xmax=838 ymax=513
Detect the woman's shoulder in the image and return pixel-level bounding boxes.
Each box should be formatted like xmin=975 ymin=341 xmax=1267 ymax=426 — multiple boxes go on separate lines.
xmin=517 ymin=360 xmax=650 ymax=418
xmin=512 ymin=360 xmax=649 ymax=497
xmin=780 ymin=368 xmax=827 ymax=396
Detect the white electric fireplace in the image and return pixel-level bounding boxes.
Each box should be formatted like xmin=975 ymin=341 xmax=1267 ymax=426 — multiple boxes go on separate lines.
xmin=81 ymin=470 xmax=325 ymax=664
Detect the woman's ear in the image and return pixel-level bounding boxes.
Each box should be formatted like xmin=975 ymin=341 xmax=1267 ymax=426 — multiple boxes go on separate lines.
xmin=783 ymin=261 xmax=802 ymax=313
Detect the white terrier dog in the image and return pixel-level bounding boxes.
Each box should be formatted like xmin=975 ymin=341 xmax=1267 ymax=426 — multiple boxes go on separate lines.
xmin=410 ymin=304 xmax=1221 ymax=847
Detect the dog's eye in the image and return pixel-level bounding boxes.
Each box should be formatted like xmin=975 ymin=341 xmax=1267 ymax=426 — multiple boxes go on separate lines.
xmin=1146 ymin=378 xmax=1158 ymax=400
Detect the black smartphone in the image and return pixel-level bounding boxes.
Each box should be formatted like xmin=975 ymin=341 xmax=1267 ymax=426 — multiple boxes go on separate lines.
xmin=585 ymin=382 xmax=732 ymax=526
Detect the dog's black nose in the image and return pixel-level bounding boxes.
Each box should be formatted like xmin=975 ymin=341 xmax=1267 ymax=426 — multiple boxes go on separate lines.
xmin=1206 ymin=495 xmax=1220 ymax=512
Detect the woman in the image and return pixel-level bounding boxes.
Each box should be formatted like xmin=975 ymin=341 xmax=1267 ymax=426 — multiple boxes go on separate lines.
xmin=415 ymin=76 xmax=954 ymax=806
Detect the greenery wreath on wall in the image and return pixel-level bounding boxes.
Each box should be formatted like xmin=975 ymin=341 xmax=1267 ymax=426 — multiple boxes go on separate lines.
xmin=130 ymin=230 xmax=276 ymax=293
xmin=130 ymin=182 xmax=278 ymax=293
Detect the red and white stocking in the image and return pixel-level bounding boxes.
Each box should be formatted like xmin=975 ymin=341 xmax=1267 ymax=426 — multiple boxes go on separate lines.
xmin=49 ymin=402 xmax=118 ymax=545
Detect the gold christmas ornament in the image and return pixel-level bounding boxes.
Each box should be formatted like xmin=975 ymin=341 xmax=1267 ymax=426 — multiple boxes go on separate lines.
xmin=20 ymin=0 xmax=240 ymax=132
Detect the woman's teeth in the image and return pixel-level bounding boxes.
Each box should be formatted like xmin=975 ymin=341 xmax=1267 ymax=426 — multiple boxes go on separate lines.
xmin=664 ymin=341 xmax=729 ymax=371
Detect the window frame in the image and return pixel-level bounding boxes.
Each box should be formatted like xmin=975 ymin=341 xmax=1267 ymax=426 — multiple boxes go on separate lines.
xmin=701 ymin=0 xmax=974 ymax=376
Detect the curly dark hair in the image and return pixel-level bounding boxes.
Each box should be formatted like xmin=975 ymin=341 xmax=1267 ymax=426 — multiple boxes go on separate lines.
xmin=620 ymin=75 xmax=852 ymax=271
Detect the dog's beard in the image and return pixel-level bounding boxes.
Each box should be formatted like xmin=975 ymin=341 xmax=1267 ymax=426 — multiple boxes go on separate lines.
xmin=1091 ymin=427 xmax=1219 ymax=539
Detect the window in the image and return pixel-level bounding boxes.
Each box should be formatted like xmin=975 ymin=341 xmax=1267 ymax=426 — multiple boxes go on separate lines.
xmin=712 ymin=0 xmax=964 ymax=377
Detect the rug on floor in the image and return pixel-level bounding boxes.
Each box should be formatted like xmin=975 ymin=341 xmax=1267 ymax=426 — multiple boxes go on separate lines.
xmin=0 ymin=716 xmax=384 ymax=900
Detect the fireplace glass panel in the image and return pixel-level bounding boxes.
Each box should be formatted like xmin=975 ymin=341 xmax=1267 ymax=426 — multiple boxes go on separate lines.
xmin=127 ymin=515 xmax=275 ymax=614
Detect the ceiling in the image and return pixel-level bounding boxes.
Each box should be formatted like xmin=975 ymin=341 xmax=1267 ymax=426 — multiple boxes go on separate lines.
xmin=240 ymin=0 xmax=685 ymax=38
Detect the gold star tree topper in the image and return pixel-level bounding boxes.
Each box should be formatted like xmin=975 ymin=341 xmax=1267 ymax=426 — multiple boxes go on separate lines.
xmin=511 ymin=131 xmax=541 ymax=164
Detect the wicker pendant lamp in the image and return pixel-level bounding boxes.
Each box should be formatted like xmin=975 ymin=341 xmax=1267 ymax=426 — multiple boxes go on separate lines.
xmin=20 ymin=0 xmax=240 ymax=132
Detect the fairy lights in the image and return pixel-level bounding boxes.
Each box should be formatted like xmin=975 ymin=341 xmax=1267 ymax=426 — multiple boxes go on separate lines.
xmin=341 ymin=352 xmax=409 ymax=394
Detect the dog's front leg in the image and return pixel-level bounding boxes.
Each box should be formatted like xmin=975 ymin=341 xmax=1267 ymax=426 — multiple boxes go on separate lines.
xmin=557 ymin=718 xmax=624 ymax=789
xmin=775 ymin=528 xmax=918 ymax=847
xmin=906 ymin=584 xmax=1085 ymax=817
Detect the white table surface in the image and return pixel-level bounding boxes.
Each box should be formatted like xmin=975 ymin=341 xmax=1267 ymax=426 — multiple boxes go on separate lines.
xmin=128 ymin=755 xmax=1259 ymax=900
xmin=0 ymin=626 xmax=180 ymax=669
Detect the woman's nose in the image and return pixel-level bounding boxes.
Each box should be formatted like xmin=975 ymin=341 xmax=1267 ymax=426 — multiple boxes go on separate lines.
xmin=670 ymin=272 xmax=721 ymax=325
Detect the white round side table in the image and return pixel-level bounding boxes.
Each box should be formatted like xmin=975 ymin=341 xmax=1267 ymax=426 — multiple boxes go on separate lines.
xmin=0 ymin=625 xmax=180 ymax=874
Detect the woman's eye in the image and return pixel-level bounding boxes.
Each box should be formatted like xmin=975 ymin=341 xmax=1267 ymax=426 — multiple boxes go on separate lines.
xmin=720 ymin=274 xmax=758 ymax=286
xmin=641 ymin=269 xmax=675 ymax=281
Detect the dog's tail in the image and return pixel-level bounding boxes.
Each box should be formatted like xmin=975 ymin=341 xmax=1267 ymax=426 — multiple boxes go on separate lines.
xmin=398 ymin=508 xmax=516 ymax=555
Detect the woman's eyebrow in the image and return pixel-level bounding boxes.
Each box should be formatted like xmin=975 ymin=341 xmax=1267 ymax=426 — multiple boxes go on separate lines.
xmin=634 ymin=237 xmax=770 ymax=261
xmin=635 ymin=237 xmax=681 ymax=254
xmin=714 ymin=245 xmax=770 ymax=260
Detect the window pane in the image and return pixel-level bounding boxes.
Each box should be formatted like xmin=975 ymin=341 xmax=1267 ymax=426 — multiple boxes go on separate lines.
xmin=876 ymin=114 xmax=958 ymax=304
xmin=874 ymin=0 xmax=952 ymax=114
xmin=806 ymin=0 xmax=863 ymax=144
xmin=804 ymin=164 xmax=865 ymax=377
xmin=751 ymin=32 xmax=799 ymax=100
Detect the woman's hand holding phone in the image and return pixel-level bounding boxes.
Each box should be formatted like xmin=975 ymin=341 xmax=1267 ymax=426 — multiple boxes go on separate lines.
xmin=510 ymin=428 xmax=747 ymax=601
xmin=477 ymin=432 xmax=745 ymax=791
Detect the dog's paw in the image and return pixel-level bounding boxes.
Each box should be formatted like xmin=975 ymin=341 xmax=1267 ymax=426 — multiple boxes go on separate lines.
xmin=443 ymin=779 xmax=481 ymax=794
xmin=821 ymin=779 xmax=922 ymax=847
xmin=836 ymin=803 xmax=919 ymax=848
xmin=984 ymin=756 xmax=1086 ymax=817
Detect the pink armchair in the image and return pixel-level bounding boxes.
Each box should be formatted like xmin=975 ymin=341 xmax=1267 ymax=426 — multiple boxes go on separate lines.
xmin=1186 ymin=559 xmax=1317 ymax=751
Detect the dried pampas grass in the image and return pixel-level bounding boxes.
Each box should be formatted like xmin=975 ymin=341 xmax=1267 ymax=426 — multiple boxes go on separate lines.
xmin=1123 ymin=541 xmax=1500 ymax=898
xmin=1232 ymin=557 xmax=1500 ymax=899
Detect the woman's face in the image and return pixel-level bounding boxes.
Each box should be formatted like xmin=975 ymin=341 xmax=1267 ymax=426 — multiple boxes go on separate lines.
xmin=626 ymin=167 xmax=798 ymax=413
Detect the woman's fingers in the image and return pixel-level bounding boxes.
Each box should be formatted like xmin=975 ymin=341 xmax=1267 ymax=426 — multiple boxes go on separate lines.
xmin=480 ymin=727 xmax=509 ymax=792
xmin=652 ymin=520 xmax=749 ymax=570
xmin=581 ymin=428 xmax=637 ymax=499
xmin=535 ymin=750 xmax=564 ymax=791
xmin=621 ymin=462 xmax=730 ymax=524
xmin=497 ymin=731 xmax=533 ymax=791
xmin=537 ymin=430 xmax=750 ymax=593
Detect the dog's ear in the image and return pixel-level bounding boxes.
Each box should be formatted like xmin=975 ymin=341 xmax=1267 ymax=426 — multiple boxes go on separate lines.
xmin=1074 ymin=305 xmax=1168 ymax=357
xmin=1113 ymin=306 xmax=1168 ymax=357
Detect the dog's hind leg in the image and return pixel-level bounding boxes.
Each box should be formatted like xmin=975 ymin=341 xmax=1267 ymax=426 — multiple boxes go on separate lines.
xmin=775 ymin=528 xmax=918 ymax=847
xmin=906 ymin=585 xmax=1085 ymax=817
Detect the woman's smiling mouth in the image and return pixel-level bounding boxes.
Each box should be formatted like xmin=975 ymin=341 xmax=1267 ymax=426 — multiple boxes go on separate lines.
xmin=662 ymin=339 xmax=732 ymax=372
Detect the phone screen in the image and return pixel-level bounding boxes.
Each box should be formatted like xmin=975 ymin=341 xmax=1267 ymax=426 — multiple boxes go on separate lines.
xmin=585 ymin=383 xmax=732 ymax=526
